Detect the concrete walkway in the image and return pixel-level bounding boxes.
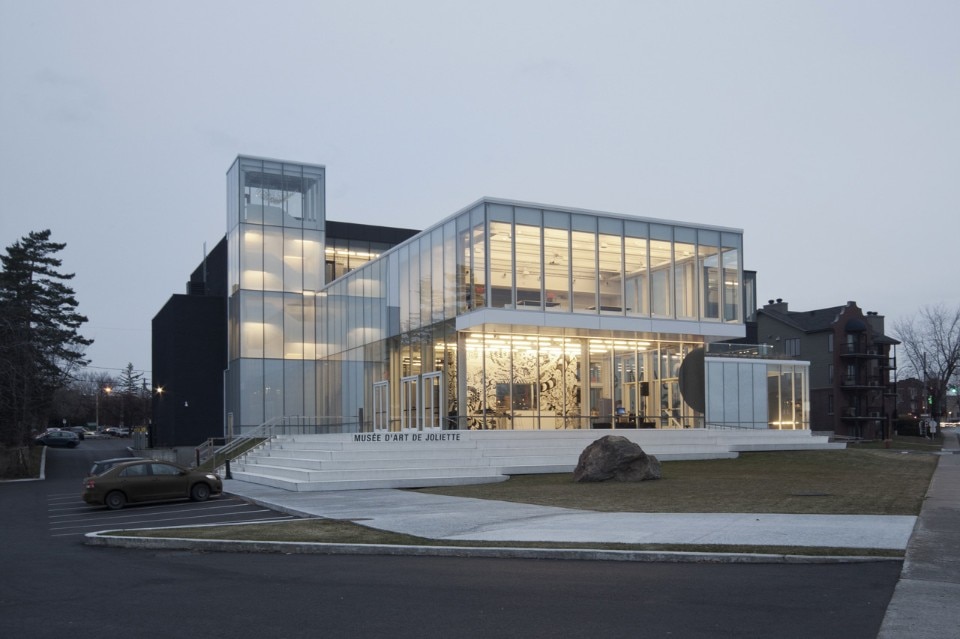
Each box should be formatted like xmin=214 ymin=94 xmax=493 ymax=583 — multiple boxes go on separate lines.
xmin=222 ymin=480 xmax=916 ymax=551
xmin=878 ymin=426 xmax=960 ymax=638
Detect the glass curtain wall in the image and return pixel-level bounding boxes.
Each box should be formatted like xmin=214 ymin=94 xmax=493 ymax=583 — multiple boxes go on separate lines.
xmin=442 ymin=201 xmax=741 ymax=323
xmin=226 ymin=157 xmax=325 ymax=432
xmin=310 ymin=200 xmax=743 ymax=433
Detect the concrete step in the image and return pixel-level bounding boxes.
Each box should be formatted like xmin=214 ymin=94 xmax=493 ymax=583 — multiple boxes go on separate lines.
xmin=261 ymin=447 xmax=484 ymax=462
xmin=229 ymin=428 xmax=844 ymax=492
xmin=235 ymin=461 xmax=506 ymax=482
xmin=729 ymin=442 xmax=847 ymax=452
xmin=230 ymin=470 xmax=509 ymax=492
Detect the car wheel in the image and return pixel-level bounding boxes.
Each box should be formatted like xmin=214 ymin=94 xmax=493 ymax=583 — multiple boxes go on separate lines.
xmin=104 ymin=491 xmax=126 ymax=510
xmin=190 ymin=483 xmax=211 ymax=502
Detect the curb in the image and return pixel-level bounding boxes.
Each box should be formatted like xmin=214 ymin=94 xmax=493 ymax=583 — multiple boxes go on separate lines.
xmin=83 ymin=530 xmax=901 ymax=564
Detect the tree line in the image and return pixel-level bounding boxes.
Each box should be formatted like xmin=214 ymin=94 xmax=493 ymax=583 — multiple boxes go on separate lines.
xmin=0 ymin=230 xmax=154 ymax=448
xmin=893 ymin=304 xmax=960 ymax=421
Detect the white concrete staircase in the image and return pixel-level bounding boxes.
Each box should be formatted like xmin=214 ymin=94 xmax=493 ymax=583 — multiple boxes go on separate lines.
xmin=229 ymin=428 xmax=844 ymax=492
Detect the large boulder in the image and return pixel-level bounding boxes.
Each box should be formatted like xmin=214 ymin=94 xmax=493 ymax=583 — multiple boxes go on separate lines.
xmin=573 ymin=435 xmax=662 ymax=483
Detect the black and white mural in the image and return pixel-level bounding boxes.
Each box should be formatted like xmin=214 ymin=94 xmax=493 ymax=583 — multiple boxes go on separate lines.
xmin=465 ymin=342 xmax=581 ymax=429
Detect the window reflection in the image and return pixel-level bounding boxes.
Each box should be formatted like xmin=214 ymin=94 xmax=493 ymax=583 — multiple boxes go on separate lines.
xmin=650 ymin=239 xmax=673 ymax=317
xmin=488 ymin=221 xmax=513 ymax=308
xmin=722 ymin=245 xmax=740 ymax=322
xmin=571 ymin=229 xmax=597 ymax=313
xmin=598 ymin=232 xmax=623 ymax=313
xmin=674 ymin=239 xmax=697 ymax=319
xmin=624 ymin=234 xmax=648 ymax=316
xmin=543 ymin=226 xmax=570 ymax=312
xmin=514 ymin=223 xmax=542 ymax=309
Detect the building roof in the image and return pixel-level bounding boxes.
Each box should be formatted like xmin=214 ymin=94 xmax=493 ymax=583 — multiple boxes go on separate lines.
xmin=758 ymin=305 xmax=846 ymax=333
xmin=757 ymin=301 xmax=901 ymax=344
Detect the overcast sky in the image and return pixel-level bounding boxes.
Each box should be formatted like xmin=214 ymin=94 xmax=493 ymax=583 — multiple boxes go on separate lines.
xmin=1 ymin=1 xmax=957 ymax=384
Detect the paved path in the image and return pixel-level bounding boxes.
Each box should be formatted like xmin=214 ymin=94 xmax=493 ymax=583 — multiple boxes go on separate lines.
xmin=878 ymin=426 xmax=960 ymax=638
xmin=222 ymin=481 xmax=916 ymax=550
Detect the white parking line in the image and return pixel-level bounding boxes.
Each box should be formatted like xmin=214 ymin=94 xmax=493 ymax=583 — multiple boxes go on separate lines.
xmin=49 ymin=498 xmax=249 ymax=519
xmin=50 ymin=508 xmax=292 ymax=536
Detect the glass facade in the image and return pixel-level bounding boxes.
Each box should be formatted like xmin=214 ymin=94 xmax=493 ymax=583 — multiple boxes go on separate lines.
xmin=221 ymin=159 xmax=762 ymax=435
xmin=308 ymin=199 xmax=747 ymax=435
xmin=705 ymin=356 xmax=810 ymax=430
xmin=225 ymin=157 xmax=326 ymax=435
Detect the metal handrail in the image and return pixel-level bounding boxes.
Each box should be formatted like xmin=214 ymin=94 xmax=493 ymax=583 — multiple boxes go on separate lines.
xmin=197 ymin=416 xmax=364 ymax=472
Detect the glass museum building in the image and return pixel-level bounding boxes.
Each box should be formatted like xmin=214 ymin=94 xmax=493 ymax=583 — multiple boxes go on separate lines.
xmin=220 ymin=156 xmax=809 ymax=439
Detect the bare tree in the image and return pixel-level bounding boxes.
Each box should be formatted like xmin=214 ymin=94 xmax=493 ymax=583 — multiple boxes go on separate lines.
xmin=893 ymin=304 xmax=960 ymax=419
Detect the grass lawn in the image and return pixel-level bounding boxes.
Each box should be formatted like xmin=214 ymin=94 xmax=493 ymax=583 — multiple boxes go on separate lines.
xmin=415 ymin=448 xmax=938 ymax=516
xmin=109 ymin=445 xmax=939 ymax=557
xmin=0 ymin=445 xmax=43 ymax=480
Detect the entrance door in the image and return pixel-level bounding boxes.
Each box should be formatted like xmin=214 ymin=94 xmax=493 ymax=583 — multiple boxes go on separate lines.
xmin=660 ymin=379 xmax=684 ymax=428
xmin=422 ymin=371 xmax=442 ymax=431
xmin=372 ymin=381 xmax=389 ymax=432
xmin=400 ymin=375 xmax=419 ymax=432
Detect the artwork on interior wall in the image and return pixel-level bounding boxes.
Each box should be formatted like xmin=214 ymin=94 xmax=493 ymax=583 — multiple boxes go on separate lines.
xmin=464 ymin=346 xmax=582 ymax=429
xmin=538 ymin=354 xmax=581 ymax=421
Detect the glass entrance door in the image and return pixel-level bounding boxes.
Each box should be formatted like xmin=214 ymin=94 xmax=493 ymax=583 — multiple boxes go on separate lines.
xmin=372 ymin=381 xmax=389 ymax=432
xmin=400 ymin=375 xmax=419 ymax=432
xmin=422 ymin=371 xmax=442 ymax=431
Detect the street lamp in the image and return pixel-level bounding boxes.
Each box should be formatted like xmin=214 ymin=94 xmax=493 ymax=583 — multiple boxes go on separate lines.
xmin=95 ymin=386 xmax=112 ymax=430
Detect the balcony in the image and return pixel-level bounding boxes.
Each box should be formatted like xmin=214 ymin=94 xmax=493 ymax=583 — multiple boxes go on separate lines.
xmin=840 ymin=375 xmax=886 ymax=390
xmin=840 ymin=407 xmax=885 ymax=421
xmin=839 ymin=343 xmax=884 ymax=358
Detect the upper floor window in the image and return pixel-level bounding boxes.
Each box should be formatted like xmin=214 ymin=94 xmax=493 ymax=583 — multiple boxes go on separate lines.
xmin=784 ymin=338 xmax=800 ymax=357
xmin=827 ymin=334 xmax=834 ymax=352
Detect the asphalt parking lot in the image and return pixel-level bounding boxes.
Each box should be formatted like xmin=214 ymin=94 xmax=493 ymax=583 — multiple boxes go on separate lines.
xmin=47 ymin=490 xmax=297 ymax=538
xmin=34 ymin=439 xmax=298 ymax=539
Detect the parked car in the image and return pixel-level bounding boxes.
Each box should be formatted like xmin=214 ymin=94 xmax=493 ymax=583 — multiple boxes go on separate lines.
xmin=35 ymin=430 xmax=80 ymax=448
xmin=103 ymin=427 xmax=130 ymax=438
xmin=88 ymin=457 xmax=149 ymax=477
xmin=65 ymin=426 xmax=91 ymax=440
xmin=82 ymin=460 xmax=223 ymax=510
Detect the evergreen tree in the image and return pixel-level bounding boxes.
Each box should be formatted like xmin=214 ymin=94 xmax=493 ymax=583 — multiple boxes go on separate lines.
xmin=0 ymin=230 xmax=92 ymax=445
xmin=117 ymin=363 xmax=144 ymax=427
